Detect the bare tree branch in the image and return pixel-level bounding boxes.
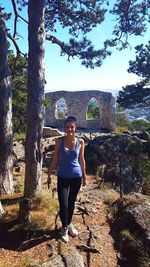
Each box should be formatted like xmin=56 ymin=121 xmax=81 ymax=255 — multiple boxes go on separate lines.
xmin=3 ymin=1 xmax=28 ymax=74
xmin=11 ymin=0 xmax=28 ymax=38
xmin=7 ymin=31 xmax=23 ymax=55
xmin=6 ymin=31 xmax=26 ymax=76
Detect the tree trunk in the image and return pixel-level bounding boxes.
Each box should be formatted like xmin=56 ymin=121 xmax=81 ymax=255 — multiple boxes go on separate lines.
xmin=0 ymin=9 xmax=13 ymax=194
xmin=24 ymin=0 xmax=46 ymax=198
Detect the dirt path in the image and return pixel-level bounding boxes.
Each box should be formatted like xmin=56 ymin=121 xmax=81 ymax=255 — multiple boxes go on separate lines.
xmin=67 ymin=176 xmax=118 ymax=267
xmin=0 ymin=175 xmax=118 ymax=267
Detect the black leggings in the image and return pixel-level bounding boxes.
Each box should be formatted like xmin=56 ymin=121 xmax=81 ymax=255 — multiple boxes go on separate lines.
xmin=57 ymin=177 xmax=82 ymax=227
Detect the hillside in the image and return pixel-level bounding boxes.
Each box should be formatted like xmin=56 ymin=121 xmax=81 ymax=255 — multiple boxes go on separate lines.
xmin=0 ymin=134 xmax=150 ymax=267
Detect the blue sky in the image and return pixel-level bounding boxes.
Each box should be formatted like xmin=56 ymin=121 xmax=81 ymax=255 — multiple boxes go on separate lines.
xmin=2 ymin=1 xmax=150 ymax=95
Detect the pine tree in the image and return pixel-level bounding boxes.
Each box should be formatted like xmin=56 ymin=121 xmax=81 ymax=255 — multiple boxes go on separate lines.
xmin=24 ymin=0 xmax=46 ymax=197
xmin=0 ymin=8 xmax=13 ymax=194
xmin=2 ymin=0 xmax=150 ymax=197
xmin=8 ymin=51 xmax=27 ymax=134
xmin=117 ymin=41 xmax=150 ymax=108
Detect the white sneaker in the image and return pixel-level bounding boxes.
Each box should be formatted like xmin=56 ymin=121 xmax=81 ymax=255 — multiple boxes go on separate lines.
xmin=68 ymin=223 xmax=78 ymax=237
xmin=60 ymin=227 xmax=69 ymax=243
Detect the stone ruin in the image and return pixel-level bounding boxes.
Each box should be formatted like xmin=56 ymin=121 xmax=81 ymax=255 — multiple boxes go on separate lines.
xmin=44 ymin=90 xmax=116 ymax=131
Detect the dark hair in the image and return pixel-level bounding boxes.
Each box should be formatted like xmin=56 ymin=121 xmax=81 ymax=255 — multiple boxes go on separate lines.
xmin=64 ymin=116 xmax=77 ymax=126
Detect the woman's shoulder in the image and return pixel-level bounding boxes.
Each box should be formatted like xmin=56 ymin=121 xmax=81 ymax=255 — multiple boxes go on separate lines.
xmin=55 ymin=136 xmax=63 ymax=146
xmin=77 ymin=137 xmax=84 ymax=145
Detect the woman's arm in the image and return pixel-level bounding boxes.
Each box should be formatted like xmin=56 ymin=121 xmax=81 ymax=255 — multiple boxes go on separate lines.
xmin=79 ymin=139 xmax=87 ymax=186
xmin=47 ymin=137 xmax=61 ymax=188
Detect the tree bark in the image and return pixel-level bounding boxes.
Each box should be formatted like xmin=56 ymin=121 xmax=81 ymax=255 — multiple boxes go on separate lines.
xmin=24 ymin=0 xmax=46 ymax=198
xmin=0 ymin=9 xmax=13 ymax=194
xmin=0 ymin=200 xmax=5 ymax=217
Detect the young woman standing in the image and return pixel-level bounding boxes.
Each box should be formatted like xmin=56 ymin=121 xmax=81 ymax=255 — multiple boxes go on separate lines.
xmin=47 ymin=116 xmax=86 ymax=243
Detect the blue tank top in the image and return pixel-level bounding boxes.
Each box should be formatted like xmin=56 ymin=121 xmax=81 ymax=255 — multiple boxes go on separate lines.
xmin=57 ymin=137 xmax=82 ymax=178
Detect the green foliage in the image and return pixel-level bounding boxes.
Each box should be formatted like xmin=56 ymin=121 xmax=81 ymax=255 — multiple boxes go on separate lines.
xmin=4 ymin=1 xmax=150 ymax=132
xmin=128 ymin=42 xmax=150 ymax=80
xmin=129 ymin=119 xmax=150 ymax=132
xmin=45 ymin=1 xmax=150 ymax=68
xmin=116 ymin=112 xmax=130 ymax=128
xmin=45 ymin=1 xmax=111 ymax=68
xmin=86 ymin=151 xmax=101 ymax=174
xmin=109 ymin=1 xmax=150 ymax=49
xmin=118 ymin=81 xmax=150 ymax=109
xmin=13 ymin=132 xmax=26 ymax=141
xmin=116 ymin=106 xmax=150 ymax=132
xmin=14 ymin=181 xmax=24 ymax=194
xmin=87 ymin=102 xmax=100 ymax=120
xmin=4 ymin=1 xmax=150 ymax=70
xmin=8 ymin=50 xmax=27 ymax=134
xmin=43 ymin=98 xmax=51 ymax=108
xmin=116 ymin=126 xmax=129 ymax=133
xmin=116 ymin=106 xmax=131 ymax=130
xmin=138 ymin=159 xmax=150 ymax=196
xmin=117 ymin=41 xmax=150 ymax=108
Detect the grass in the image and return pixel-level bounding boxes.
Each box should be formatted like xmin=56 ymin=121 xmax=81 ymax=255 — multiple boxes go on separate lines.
xmin=0 ymin=189 xmax=59 ymax=267
xmin=103 ymin=190 xmax=119 ymax=205
xmin=13 ymin=132 xmax=26 ymax=141
xmin=116 ymin=126 xmax=129 ymax=133
xmin=1 ymin=190 xmax=58 ymax=229
xmin=14 ymin=181 xmax=24 ymax=194
xmin=30 ymin=191 xmax=58 ymax=230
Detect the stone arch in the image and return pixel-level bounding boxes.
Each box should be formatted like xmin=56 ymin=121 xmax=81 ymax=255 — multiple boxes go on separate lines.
xmin=55 ymin=97 xmax=68 ymax=119
xmin=45 ymin=90 xmax=116 ymax=131
xmin=86 ymin=97 xmax=100 ymax=120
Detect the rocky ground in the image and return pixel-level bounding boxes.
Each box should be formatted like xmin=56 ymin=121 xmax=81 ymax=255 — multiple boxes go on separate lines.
xmin=1 ymin=132 xmax=150 ymax=267
xmin=0 ymin=169 xmax=118 ymax=267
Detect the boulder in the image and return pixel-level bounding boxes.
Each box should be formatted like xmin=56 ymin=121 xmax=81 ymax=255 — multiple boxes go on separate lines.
xmin=132 ymin=131 xmax=150 ymax=141
xmin=43 ymin=127 xmax=63 ymax=138
xmin=122 ymin=130 xmax=131 ymax=135
xmin=13 ymin=141 xmax=25 ymax=161
xmin=109 ymin=194 xmax=150 ymax=266
xmin=85 ymin=133 xmax=146 ymax=193
xmin=112 ymin=193 xmax=150 ymax=247
xmin=30 ymin=250 xmax=84 ymax=267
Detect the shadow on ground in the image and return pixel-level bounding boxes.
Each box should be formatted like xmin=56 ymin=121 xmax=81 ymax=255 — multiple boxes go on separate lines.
xmin=0 ymin=220 xmax=59 ymax=252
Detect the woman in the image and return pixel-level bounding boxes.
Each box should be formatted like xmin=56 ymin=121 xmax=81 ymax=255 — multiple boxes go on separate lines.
xmin=47 ymin=116 xmax=86 ymax=243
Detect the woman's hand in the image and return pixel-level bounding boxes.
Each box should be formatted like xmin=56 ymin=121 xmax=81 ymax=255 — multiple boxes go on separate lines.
xmin=47 ymin=174 xmax=52 ymax=189
xmin=82 ymin=175 xmax=87 ymax=186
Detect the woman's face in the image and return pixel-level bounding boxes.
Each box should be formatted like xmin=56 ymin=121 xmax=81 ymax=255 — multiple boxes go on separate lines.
xmin=64 ymin=121 xmax=76 ymax=136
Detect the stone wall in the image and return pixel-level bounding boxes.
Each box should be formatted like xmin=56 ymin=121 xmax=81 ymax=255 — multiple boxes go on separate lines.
xmin=45 ymin=90 xmax=116 ymax=131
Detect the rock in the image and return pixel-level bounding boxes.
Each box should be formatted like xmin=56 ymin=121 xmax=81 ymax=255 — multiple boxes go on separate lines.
xmin=29 ymin=250 xmax=84 ymax=267
xmin=122 ymin=130 xmax=131 ymax=135
xmin=43 ymin=127 xmax=63 ymax=138
xmin=0 ymin=201 xmax=5 ymax=217
xmin=132 ymin=131 xmax=150 ymax=141
xmin=111 ymin=194 xmax=150 ymax=248
xmin=13 ymin=141 xmax=25 ymax=161
xmin=125 ymin=194 xmax=150 ymax=247
xmin=65 ymin=250 xmax=84 ymax=267
xmin=85 ymin=133 xmax=146 ymax=193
